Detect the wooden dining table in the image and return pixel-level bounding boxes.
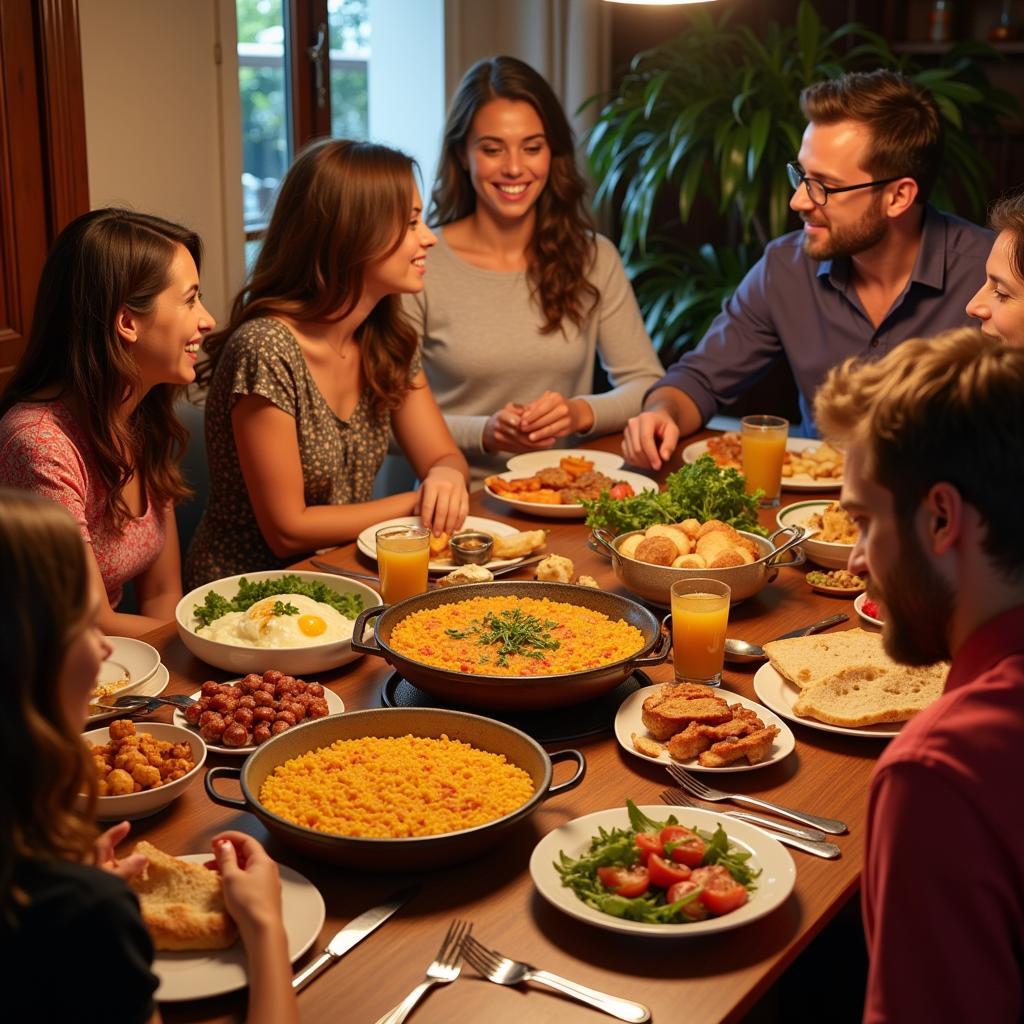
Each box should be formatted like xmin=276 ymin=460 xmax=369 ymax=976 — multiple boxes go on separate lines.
xmin=134 ymin=432 xmax=882 ymax=1024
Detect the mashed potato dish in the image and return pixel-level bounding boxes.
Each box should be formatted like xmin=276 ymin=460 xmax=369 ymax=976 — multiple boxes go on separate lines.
xmin=203 ymin=594 xmax=355 ymax=648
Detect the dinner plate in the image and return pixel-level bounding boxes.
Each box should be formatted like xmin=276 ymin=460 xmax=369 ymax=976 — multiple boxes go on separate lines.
xmin=614 ymin=686 xmax=795 ymax=773
xmin=854 ymin=592 xmax=884 ymax=628
xmin=529 ymin=805 xmax=796 ymax=936
xmin=94 ymin=636 xmax=161 ymax=693
xmin=484 ymin=469 xmax=658 ymax=520
xmin=505 ymin=448 xmax=624 ymax=474
xmin=153 ymin=856 xmax=325 ymax=1001
xmin=356 ymin=515 xmax=523 ymax=572
xmin=87 ymin=664 xmax=169 ymax=724
xmin=752 ymin=663 xmax=900 ymax=739
xmin=173 ymin=682 xmax=345 ymax=756
xmin=682 ymin=437 xmax=842 ymax=491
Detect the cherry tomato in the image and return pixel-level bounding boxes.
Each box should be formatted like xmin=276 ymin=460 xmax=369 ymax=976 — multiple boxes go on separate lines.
xmin=647 ymin=853 xmax=692 ymax=889
xmin=596 ymin=865 xmax=650 ymax=898
xmin=690 ymin=865 xmax=748 ymax=916
xmin=609 ymin=483 xmax=635 ymax=500
xmin=660 ymin=825 xmax=706 ymax=868
xmin=666 ymin=880 xmax=709 ymax=921
xmin=634 ymin=832 xmax=663 ymax=864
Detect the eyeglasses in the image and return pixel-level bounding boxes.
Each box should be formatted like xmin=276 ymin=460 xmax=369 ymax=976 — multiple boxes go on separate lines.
xmin=786 ymin=161 xmax=901 ymax=207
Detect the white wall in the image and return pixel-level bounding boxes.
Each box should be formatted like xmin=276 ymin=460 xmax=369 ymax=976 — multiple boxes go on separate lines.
xmin=78 ymin=0 xmax=245 ymax=323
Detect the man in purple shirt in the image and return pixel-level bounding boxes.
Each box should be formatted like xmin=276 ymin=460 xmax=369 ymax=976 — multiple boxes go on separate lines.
xmin=623 ymin=69 xmax=993 ymax=470
xmin=814 ymin=329 xmax=1024 ymax=1022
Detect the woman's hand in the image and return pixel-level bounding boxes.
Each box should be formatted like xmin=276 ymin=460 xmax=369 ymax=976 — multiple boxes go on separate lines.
xmin=485 ymin=394 xmax=595 ymax=452
xmin=210 ymin=831 xmax=285 ymax=938
xmin=94 ymin=821 xmax=148 ymax=881
xmin=415 ymin=465 xmax=469 ymax=536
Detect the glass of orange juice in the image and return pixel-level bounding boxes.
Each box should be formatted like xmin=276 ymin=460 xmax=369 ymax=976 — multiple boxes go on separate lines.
xmin=741 ymin=414 xmax=789 ymax=507
xmin=670 ymin=579 xmax=731 ymax=686
xmin=375 ymin=525 xmax=430 ymax=604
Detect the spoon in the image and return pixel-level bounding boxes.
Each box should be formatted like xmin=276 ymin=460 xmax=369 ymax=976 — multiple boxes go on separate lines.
xmin=723 ymin=613 xmax=849 ymax=664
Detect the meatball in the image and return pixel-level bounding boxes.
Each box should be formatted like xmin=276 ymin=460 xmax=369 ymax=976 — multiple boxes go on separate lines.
xmin=200 ymin=680 xmax=221 ymax=698
xmin=262 ymin=670 xmax=284 ymax=687
xmin=275 ymin=710 xmax=296 ymax=727
xmin=222 ymin=722 xmax=250 ymax=748
xmin=200 ymin=714 xmax=227 ymax=743
xmin=252 ymin=723 xmax=272 ymax=745
xmin=237 ymin=695 xmax=257 ymax=710
xmin=253 ymin=706 xmax=276 ymax=723
xmin=305 ymin=682 xmax=324 ymax=698
xmin=232 ymin=707 xmax=254 ymax=729
xmin=184 ymin=702 xmax=203 ymax=725
xmin=271 ymin=720 xmax=291 ymax=735
xmin=306 ymin=698 xmax=329 ymax=718
xmin=254 ymin=691 xmax=275 ymax=708
xmin=240 ymin=673 xmax=262 ymax=693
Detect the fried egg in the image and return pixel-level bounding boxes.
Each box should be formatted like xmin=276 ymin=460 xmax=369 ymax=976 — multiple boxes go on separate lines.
xmin=204 ymin=594 xmax=354 ymax=648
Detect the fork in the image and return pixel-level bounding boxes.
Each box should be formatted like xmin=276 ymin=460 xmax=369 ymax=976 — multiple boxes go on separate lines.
xmin=659 ymin=789 xmax=841 ymax=860
xmin=372 ymin=919 xmax=471 ymax=1024
xmin=665 ymin=764 xmax=848 ymax=835
xmin=113 ymin=693 xmax=197 ymax=709
xmin=461 ymin=934 xmax=651 ymax=1023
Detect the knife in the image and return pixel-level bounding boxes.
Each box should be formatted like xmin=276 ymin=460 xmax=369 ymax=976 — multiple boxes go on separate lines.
xmin=292 ymin=885 xmax=418 ymax=992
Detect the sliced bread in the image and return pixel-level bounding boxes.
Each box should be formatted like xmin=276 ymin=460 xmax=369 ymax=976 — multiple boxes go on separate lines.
xmin=763 ymin=628 xmax=893 ymax=689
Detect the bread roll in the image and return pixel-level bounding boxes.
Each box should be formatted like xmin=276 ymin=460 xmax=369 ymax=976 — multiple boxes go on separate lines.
xmin=646 ymin=524 xmax=692 ymax=557
xmin=672 ymin=554 xmax=706 ymax=569
xmin=619 ymin=534 xmax=643 ymax=559
xmin=635 ymin=536 xmax=677 ymax=566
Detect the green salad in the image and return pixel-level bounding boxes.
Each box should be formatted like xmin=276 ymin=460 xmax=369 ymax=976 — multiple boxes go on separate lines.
xmin=555 ymin=801 xmax=759 ymax=924
xmin=582 ymin=456 xmax=766 ymax=536
xmin=192 ymin=574 xmax=364 ymax=630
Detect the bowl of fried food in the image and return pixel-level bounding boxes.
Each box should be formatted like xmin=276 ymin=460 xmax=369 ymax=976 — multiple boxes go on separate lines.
xmin=592 ymin=519 xmax=806 ymax=607
xmin=776 ymin=500 xmax=857 ymax=570
xmin=83 ymin=720 xmax=207 ymax=820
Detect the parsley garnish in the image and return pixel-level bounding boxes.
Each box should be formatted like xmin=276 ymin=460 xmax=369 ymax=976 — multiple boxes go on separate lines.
xmin=192 ymin=574 xmax=364 ymax=630
xmin=445 ymin=608 xmax=560 ymax=668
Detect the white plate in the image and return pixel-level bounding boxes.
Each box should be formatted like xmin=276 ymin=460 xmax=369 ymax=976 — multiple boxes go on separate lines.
xmin=173 ymin=682 xmax=345 ymax=756
xmin=94 ymin=636 xmax=161 ymax=693
xmin=529 ymin=805 xmax=796 ymax=936
xmin=153 ymin=856 xmax=325 ymax=1002
xmin=506 ymin=448 xmax=625 ymax=474
xmin=682 ymin=437 xmax=842 ymax=491
xmin=356 ymin=515 xmax=523 ymax=572
xmin=752 ymin=663 xmax=900 ymax=739
xmin=87 ymin=664 xmax=169 ymax=724
xmin=775 ymin=500 xmax=855 ymax=571
xmin=614 ymin=686 xmax=795 ymax=773
xmin=484 ymin=469 xmax=658 ymax=520
xmin=854 ymin=592 xmax=884 ymax=628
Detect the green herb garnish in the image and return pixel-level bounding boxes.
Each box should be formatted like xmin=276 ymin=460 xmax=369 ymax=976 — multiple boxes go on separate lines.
xmin=192 ymin=574 xmax=364 ymax=630
xmin=445 ymin=608 xmax=560 ymax=668
xmin=581 ymin=455 xmax=766 ymax=536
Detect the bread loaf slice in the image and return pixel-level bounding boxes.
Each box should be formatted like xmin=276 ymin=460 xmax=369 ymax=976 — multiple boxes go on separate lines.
xmin=792 ymin=664 xmax=946 ymax=727
xmin=130 ymin=841 xmax=237 ymax=950
xmin=763 ymin=628 xmax=893 ymax=689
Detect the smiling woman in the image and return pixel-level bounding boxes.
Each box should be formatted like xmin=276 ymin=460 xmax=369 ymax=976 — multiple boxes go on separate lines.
xmin=967 ymin=191 xmax=1024 ymax=347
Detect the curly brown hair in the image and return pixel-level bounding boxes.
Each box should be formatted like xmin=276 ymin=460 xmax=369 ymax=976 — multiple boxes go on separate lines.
xmin=0 ymin=209 xmax=197 ymax=529
xmin=0 ymin=490 xmax=99 ymax=918
xmin=198 ymin=139 xmax=420 ymax=414
xmin=430 ymin=55 xmax=599 ymax=335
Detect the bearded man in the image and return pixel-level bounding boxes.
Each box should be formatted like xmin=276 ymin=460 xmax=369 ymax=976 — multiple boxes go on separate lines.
xmin=815 ymin=328 xmax=1024 ymax=1022
xmin=624 ymin=70 xmax=993 ymax=470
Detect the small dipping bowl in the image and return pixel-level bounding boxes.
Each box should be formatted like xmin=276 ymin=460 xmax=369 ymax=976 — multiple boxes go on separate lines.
xmin=450 ymin=531 xmax=495 ymax=565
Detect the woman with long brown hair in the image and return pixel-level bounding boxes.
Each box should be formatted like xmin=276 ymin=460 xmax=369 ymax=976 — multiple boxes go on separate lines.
xmin=967 ymin=190 xmax=1024 ymax=347
xmin=409 ymin=55 xmax=663 ymax=480
xmin=0 ymin=208 xmax=214 ymax=637
xmin=0 ymin=489 xmax=299 ymax=1023
xmin=185 ymin=138 xmax=468 ymax=586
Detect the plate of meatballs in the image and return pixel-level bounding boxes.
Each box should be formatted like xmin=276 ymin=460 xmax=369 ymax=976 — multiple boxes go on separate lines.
xmin=173 ymin=669 xmax=344 ymax=755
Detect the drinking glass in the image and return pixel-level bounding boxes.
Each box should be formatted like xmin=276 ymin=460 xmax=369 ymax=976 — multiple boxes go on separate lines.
xmin=741 ymin=415 xmax=789 ymax=507
xmin=670 ymin=578 xmax=731 ymax=686
xmin=375 ymin=525 xmax=430 ymax=604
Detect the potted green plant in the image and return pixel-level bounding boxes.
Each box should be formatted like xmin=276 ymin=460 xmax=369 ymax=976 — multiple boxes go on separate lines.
xmin=586 ymin=1 xmax=1018 ymax=362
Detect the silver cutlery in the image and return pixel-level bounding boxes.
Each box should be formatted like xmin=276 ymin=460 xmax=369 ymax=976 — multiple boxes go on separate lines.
xmin=114 ymin=693 xmax=197 ymax=709
xmin=666 ymin=763 xmax=848 ymax=835
xmin=373 ymin=919 xmax=471 ymax=1024
xmin=461 ymin=934 xmax=651 ymax=1023
xmin=659 ymin=789 xmax=841 ymax=860
xmin=293 ymin=885 xmax=417 ymax=993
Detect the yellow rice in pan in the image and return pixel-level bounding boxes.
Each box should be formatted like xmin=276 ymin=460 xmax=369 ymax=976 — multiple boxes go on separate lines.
xmin=388 ymin=595 xmax=645 ymax=676
xmin=259 ymin=734 xmax=535 ymax=838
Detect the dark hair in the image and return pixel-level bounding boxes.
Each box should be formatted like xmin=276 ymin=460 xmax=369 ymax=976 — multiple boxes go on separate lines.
xmin=0 ymin=208 xmax=198 ymax=528
xmin=199 ymin=139 xmax=419 ymax=414
xmin=989 ymin=190 xmax=1024 ymax=285
xmin=0 ymin=490 xmax=98 ymax=917
xmin=815 ymin=327 xmax=1024 ymax=579
xmin=430 ymin=55 xmax=599 ymax=334
xmin=800 ymin=70 xmax=944 ymax=203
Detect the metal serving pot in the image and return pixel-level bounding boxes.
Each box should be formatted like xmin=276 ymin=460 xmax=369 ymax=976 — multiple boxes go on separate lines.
xmin=349 ymin=581 xmax=669 ymax=711
xmin=204 ymin=707 xmax=585 ymax=870
xmin=591 ymin=525 xmax=807 ymax=608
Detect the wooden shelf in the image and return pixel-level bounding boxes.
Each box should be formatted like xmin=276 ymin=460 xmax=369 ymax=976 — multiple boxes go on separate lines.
xmin=894 ymin=40 xmax=1024 ymax=55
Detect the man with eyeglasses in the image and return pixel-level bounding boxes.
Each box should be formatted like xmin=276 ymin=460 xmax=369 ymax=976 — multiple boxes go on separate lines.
xmin=623 ymin=69 xmax=993 ymax=471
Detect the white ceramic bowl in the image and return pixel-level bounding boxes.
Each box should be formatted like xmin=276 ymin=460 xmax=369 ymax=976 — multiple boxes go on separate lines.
xmin=776 ymin=500 xmax=855 ymax=570
xmin=83 ymin=722 xmax=207 ymax=821
xmin=176 ymin=570 xmax=382 ymax=675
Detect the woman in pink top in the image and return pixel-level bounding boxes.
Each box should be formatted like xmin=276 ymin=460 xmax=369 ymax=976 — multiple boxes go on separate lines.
xmin=0 ymin=209 xmax=215 ymax=637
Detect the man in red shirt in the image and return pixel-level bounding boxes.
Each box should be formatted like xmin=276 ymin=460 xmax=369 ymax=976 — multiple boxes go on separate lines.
xmin=814 ymin=327 xmax=1024 ymax=1022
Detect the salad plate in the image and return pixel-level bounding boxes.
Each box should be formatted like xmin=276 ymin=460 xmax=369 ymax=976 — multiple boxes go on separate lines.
xmin=153 ymin=856 xmax=325 ymax=1001
xmin=356 ymin=515 xmax=522 ymax=572
xmin=484 ymin=469 xmax=657 ymax=520
xmin=682 ymin=437 xmax=842 ymax=491
xmin=614 ymin=686 xmax=795 ymax=773
xmin=529 ymin=804 xmax=796 ymax=937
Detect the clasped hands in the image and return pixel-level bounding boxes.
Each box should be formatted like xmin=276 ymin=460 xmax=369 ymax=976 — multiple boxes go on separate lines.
xmin=483 ymin=391 xmax=594 ymax=454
